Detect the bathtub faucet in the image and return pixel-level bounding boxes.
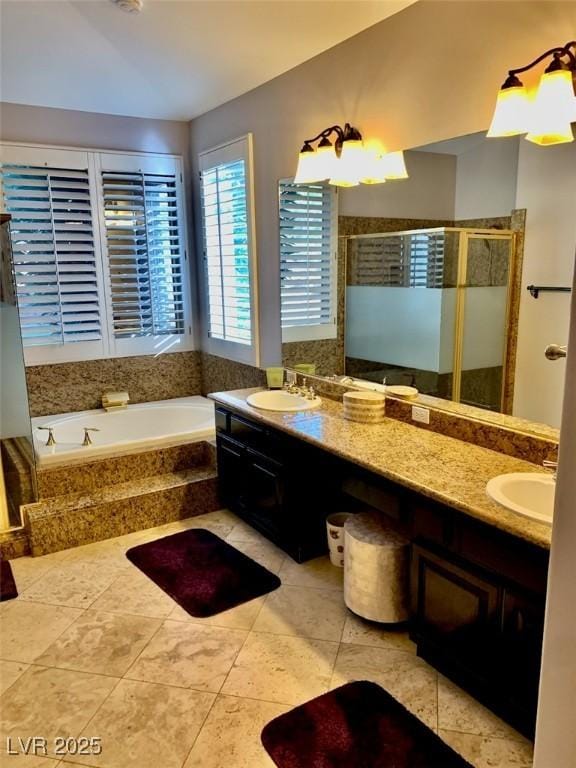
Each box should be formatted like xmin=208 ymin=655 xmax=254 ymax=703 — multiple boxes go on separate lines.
xmin=82 ymin=427 xmax=100 ymax=446
xmin=38 ymin=426 xmax=56 ymax=446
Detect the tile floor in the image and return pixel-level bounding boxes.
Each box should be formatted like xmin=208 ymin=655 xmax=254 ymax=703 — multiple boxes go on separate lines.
xmin=0 ymin=509 xmax=534 ymax=768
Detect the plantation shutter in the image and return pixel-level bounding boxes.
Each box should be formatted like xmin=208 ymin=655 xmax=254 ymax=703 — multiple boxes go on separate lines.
xmin=199 ymin=137 xmax=257 ymax=360
xmin=348 ymin=231 xmax=445 ymax=288
xmin=1 ymin=163 xmax=101 ymax=346
xmin=101 ymin=169 xmax=185 ymax=338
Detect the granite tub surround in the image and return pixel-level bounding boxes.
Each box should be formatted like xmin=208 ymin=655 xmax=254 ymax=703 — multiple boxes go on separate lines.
xmin=24 ymin=465 xmax=220 ymax=556
xmin=26 ymin=350 xmax=203 ymax=418
xmin=210 ymin=388 xmax=552 ymax=548
xmin=36 ymin=441 xmax=213 ymax=498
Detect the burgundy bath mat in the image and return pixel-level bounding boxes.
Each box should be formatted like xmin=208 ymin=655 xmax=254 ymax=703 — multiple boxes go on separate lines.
xmin=0 ymin=557 xmax=18 ymax=601
xmin=126 ymin=528 xmax=280 ymax=617
xmin=261 ymin=681 xmax=473 ymax=768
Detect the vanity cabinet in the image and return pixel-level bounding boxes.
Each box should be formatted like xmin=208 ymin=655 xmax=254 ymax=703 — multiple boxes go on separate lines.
xmin=216 ymin=407 xmax=340 ymax=562
xmin=214 ymin=404 xmax=547 ymax=736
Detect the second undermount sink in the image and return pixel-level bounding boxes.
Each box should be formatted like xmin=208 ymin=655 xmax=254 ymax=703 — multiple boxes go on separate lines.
xmin=486 ymin=473 xmax=555 ymax=524
xmin=246 ymin=390 xmax=322 ymax=412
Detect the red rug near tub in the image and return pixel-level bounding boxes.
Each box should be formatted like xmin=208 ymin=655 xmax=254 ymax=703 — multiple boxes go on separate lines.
xmin=126 ymin=528 xmax=280 ymax=617
xmin=0 ymin=557 xmax=18 ymax=601
xmin=261 ymin=681 xmax=473 ymax=768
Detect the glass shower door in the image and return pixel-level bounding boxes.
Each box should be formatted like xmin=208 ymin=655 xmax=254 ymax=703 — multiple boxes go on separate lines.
xmin=453 ymin=232 xmax=514 ymax=411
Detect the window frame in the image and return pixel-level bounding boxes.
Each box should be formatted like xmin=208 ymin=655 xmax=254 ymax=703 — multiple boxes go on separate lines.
xmin=198 ymin=133 xmax=260 ymax=366
xmin=0 ymin=141 xmax=194 ymax=366
xmin=278 ymin=178 xmax=338 ymax=344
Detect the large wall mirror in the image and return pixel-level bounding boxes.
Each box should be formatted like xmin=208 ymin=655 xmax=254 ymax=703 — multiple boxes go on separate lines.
xmin=280 ymin=132 xmax=575 ymax=430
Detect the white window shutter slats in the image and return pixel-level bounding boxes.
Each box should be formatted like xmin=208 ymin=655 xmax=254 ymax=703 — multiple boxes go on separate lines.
xmin=279 ymin=181 xmax=336 ymax=333
xmin=200 ymin=158 xmax=252 ymax=345
xmin=1 ymin=164 xmax=101 ymax=346
xmin=349 ymin=231 xmax=445 ymax=288
xmin=101 ymin=170 xmax=185 ymax=339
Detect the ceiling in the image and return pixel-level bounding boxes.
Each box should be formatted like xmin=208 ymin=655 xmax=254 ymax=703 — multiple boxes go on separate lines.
xmin=0 ymin=0 xmax=416 ymax=121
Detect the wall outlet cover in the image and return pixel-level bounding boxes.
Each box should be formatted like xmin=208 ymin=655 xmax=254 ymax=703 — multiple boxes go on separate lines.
xmin=412 ymin=405 xmax=430 ymax=425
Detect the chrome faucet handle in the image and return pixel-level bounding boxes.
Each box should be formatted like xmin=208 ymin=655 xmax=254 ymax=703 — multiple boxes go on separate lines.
xmin=38 ymin=426 xmax=56 ymax=446
xmin=306 ymin=386 xmax=316 ymax=400
xmin=82 ymin=427 xmax=100 ymax=447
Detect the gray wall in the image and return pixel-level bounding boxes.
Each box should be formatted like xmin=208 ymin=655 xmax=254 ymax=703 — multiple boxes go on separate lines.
xmin=188 ymin=0 xmax=575 ymax=368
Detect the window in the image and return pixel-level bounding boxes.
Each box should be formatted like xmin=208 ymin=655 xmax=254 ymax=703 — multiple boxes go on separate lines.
xmin=199 ymin=134 xmax=259 ymax=366
xmin=279 ymin=180 xmax=337 ymax=342
xmin=0 ymin=144 xmax=192 ymax=364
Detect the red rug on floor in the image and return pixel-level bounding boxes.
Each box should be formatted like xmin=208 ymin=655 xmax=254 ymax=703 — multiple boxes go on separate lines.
xmin=261 ymin=681 xmax=473 ymax=768
xmin=126 ymin=528 xmax=280 ymax=617
xmin=0 ymin=557 xmax=18 ymax=601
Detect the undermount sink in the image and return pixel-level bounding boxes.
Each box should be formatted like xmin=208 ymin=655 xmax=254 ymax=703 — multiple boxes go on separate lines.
xmin=246 ymin=390 xmax=322 ymax=412
xmin=486 ymin=473 xmax=555 ymax=524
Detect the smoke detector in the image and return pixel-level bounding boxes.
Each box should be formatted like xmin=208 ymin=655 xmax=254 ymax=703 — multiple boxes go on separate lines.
xmin=111 ymin=0 xmax=143 ymax=13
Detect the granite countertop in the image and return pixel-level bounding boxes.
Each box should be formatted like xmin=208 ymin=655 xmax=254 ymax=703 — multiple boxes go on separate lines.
xmin=209 ymin=388 xmax=552 ymax=550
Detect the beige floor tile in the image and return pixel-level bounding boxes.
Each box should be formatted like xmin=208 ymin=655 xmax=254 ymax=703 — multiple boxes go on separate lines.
xmin=439 ymin=729 xmax=534 ymax=768
xmin=0 ymin=667 xmax=118 ymax=759
xmin=0 ymin=754 xmax=60 ymax=766
xmin=35 ymin=611 xmax=162 ymax=676
xmin=0 ymin=661 xmax=29 ymax=695
xmin=331 ymin=643 xmax=438 ymax=730
xmin=341 ymin=612 xmax=416 ymax=653
xmin=227 ymin=539 xmax=286 ymax=575
xmin=0 ymin=602 xmax=82 ymax=663
xmin=56 ymin=540 xmax=132 ymax=570
xmin=125 ymin=620 xmax=247 ymax=692
xmin=8 ymin=557 xmax=62 ymax=592
xmin=253 ymin=585 xmax=347 ymax=641
xmin=277 ymin=556 xmax=344 ymax=591
xmin=169 ymin=595 xmax=266 ymax=631
xmin=438 ymin=675 xmax=526 ymax=740
xmin=67 ymin=679 xmax=215 ymax=768
xmin=221 ymin=631 xmax=339 ymax=706
xmin=226 ymin=521 xmax=270 ymax=545
xmin=18 ymin=562 xmax=125 ymax=610
xmin=88 ymin=569 xmax=175 ymax=619
xmin=183 ymin=694 xmax=289 ymax=768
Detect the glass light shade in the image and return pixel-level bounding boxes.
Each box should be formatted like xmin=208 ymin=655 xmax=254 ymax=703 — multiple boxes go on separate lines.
xmin=525 ymin=70 xmax=575 ymax=146
xmin=359 ymin=150 xmax=388 ymax=184
xmin=314 ymin=143 xmax=339 ymax=180
xmin=329 ymin=139 xmax=363 ymax=187
xmin=487 ymin=85 xmax=531 ymax=137
xmin=294 ymin=149 xmax=324 ymax=184
xmin=380 ymin=151 xmax=409 ymax=180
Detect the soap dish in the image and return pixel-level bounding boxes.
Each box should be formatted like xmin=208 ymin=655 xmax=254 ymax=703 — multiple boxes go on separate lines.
xmin=385 ymin=385 xmax=419 ymax=399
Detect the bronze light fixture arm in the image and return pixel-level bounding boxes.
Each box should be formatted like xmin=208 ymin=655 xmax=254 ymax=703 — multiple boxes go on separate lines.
xmin=501 ymin=41 xmax=576 ymax=88
xmin=299 ymin=123 xmax=362 ymax=156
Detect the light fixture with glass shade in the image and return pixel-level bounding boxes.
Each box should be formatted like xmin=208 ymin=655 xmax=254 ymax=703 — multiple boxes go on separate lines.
xmin=488 ymin=41 xmax=576 ymax=146
xmin=294 ymin=123 xmax=408 ymax=187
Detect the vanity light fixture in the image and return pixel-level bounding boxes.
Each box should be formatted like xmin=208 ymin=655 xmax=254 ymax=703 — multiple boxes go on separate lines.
xmin=294 ymin=123 xmax=408 ymax=186
xmin=488 ymin=40 xmax=576 ymax=146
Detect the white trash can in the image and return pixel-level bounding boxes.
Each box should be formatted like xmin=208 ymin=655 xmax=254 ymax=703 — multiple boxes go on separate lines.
xmin=326 ymin=513 xmax=350 ymax=567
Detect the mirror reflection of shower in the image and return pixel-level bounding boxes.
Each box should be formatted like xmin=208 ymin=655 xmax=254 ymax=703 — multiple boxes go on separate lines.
xmin=345 ymin=226 xmax=516 ymax=412
xmin=0 ymin=214 xmax=38 ymax=531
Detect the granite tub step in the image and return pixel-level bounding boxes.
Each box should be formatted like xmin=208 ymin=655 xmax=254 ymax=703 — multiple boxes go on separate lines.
xmin=36 ymin=440 xmax=216 ymax=499
xmin=24 ymin=465 xmax=220 ymax=556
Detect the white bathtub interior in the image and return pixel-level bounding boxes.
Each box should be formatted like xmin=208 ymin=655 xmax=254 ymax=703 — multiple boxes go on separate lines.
xmin=32 ymin=396 xmax=215 ymax=468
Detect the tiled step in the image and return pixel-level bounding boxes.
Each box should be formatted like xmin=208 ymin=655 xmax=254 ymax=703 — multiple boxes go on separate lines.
xmin=24 ymin=465 xmax=220 ymax=556
xmin=36 ymin=441 xmax=215 ymax=498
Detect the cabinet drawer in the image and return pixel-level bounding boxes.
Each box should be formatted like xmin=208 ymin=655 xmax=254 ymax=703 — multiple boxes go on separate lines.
xmin=410 ymin=499 xmax=454 ymax=548
xmin=215 ymin=408 xmax=229 ymax=433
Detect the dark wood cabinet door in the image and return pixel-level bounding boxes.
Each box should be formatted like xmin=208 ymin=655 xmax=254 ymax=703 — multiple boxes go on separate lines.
xmin=216 ymin=434 xmax=248 ymax=512
xmin=411 ymin=543 xmax=500 ymax=647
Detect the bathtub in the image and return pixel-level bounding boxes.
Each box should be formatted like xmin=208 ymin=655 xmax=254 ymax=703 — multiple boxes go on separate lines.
xmin=31 ymin=396 xmax=215 ymax=468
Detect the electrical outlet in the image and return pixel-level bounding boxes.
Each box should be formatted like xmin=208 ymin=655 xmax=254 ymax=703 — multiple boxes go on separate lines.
xmin=412 ymin=405 xmax=430 ymax=425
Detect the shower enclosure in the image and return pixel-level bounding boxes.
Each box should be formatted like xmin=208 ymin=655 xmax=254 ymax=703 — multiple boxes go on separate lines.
xmin=345 ymin=227 xmax=516 ymax=412
xmin=0 ymin=214 xmax=37 ymax=530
